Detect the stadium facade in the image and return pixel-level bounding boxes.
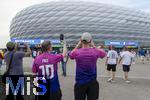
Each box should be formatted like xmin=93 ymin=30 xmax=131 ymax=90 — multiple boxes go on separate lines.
xmin=10 ymin=1 xmax=150 ymax=47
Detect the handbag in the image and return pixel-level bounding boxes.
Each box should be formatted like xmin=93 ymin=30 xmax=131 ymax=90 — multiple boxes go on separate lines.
xmin=2 ymin=52 xmax=14 ymax=84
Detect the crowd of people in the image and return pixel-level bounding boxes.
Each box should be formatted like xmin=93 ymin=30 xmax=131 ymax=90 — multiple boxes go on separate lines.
xmin=1 ymin=32 xmax=150 ymax=100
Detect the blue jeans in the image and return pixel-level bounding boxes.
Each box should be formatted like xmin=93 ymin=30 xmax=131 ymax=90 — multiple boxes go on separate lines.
xmin=61 ymin=61 xmax=66 ymax=76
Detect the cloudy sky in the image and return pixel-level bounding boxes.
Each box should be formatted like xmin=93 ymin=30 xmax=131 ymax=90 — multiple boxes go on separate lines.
xmin=0 ymin=0 xmax=150 ymax=48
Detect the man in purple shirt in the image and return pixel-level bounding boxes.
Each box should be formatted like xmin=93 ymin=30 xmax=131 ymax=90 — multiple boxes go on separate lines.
xmin=32 ymin=41 xmax=67 ymax=100
xmin=69 ymin=32 xmax=106 ymax=100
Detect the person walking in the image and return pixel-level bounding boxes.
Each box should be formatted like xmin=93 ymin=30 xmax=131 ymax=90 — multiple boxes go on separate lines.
xmin=119 ymin=47 xmax=133 ymax=84
xmin=69 ymin=32 xmax=106 ymax=100
xmin=105 ymin=45 xmax=118 ymax=82
xmin=131 ymin=50 xmax=136 ymax=64
xmin=139 ymin=48 xmax=146 ymax=64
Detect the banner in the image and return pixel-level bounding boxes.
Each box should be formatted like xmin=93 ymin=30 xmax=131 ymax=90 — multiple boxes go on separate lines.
xmin=105 ymin=41 xmax=138 ymax=46
xmin=11 ymin=39 xmax=60 ymax=45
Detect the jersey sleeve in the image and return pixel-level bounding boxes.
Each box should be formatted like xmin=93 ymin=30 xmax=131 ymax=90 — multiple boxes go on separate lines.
xmin=54 ymin=54 xmax=63 ymax=63
xmin=69 ymin=49 xmax=78 ymax=59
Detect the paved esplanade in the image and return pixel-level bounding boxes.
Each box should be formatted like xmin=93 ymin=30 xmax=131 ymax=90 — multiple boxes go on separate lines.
xmin=0 ymin=57 xmax=150 ymax=100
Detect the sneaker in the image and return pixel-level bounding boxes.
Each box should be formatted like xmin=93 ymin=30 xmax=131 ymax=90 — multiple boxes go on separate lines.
xmin=107 ymin=78 xmax=112 ymax=82
xmin=111 ymin=80 xmax=116 ymax=83
xmin=125 ymin=80 xmax=131 ymax=84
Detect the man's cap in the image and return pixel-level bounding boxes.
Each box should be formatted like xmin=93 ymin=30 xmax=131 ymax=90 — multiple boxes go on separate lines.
xmin=41 ymin=41 xmax=51 ymax=51
xmin=6 ymin=41 xmax=15 ymax=49
xmin=81 ymin=32 xmax=92 ymax=43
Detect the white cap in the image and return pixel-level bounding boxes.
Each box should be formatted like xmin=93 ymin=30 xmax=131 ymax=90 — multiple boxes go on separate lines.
xmin=81 ymin=32 xmax=92 ymax=43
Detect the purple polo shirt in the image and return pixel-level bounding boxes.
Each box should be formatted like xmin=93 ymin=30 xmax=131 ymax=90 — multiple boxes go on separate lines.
xmin=70 ymin=48 xmax=106 ymax=85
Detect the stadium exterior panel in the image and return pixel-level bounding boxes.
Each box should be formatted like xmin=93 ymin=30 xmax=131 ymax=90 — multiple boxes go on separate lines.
xmin=10 ymin=1 xmax=150 ymax=47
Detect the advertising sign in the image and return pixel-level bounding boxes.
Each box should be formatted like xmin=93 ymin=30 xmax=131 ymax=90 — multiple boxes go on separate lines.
xmin=105 ymin=41 xmax=138 ymax=46
xmin=11 ymin=39 xmax=60 ymax=45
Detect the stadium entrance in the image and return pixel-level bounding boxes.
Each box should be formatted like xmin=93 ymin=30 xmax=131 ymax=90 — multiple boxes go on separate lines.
xmin=104 ymin=40 xmax=139 ymax=53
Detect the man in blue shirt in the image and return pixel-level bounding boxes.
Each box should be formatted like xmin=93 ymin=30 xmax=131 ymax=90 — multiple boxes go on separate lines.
xmin=139 ymin=48 xmax=146 ymax=64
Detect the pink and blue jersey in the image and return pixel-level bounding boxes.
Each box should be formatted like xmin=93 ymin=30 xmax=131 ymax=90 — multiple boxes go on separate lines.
xmin=70 ymin=48 xmax=106 ymax=85
xmin=32 ymin=52 xmax=63 ymax=93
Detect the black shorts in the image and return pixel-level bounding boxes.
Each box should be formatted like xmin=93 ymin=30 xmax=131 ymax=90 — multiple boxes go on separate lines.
xmin=123 ymin=65 xmax=130 ymax=72
xmin=107 ymin=64 xmax=117 ymax=72
xmin=74 ymin=79 xmax=99 ymax=100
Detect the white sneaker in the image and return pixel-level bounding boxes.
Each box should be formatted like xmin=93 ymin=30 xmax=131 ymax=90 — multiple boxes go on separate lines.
xmin=111 ymin=80 xmax=116 ymax=83
xmin=107 ymin=78 xmax=112 ymax=82
xmin=125 ymin=80 xmax=131 ymax=84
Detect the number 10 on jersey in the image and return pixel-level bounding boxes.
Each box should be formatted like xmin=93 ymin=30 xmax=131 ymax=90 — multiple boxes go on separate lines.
xmin=39 ymin=64 xmax=54 ymax=79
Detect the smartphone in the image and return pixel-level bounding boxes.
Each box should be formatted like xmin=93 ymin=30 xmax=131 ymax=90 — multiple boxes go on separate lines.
xmin=60 ymin=34 xmax=64 ymax=41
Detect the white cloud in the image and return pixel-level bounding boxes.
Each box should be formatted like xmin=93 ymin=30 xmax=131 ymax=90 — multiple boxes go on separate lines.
xmin=0 ymin=0 xmax=57 ymax=48
xmin=143 ymin=8 xmax=150 ymax=13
